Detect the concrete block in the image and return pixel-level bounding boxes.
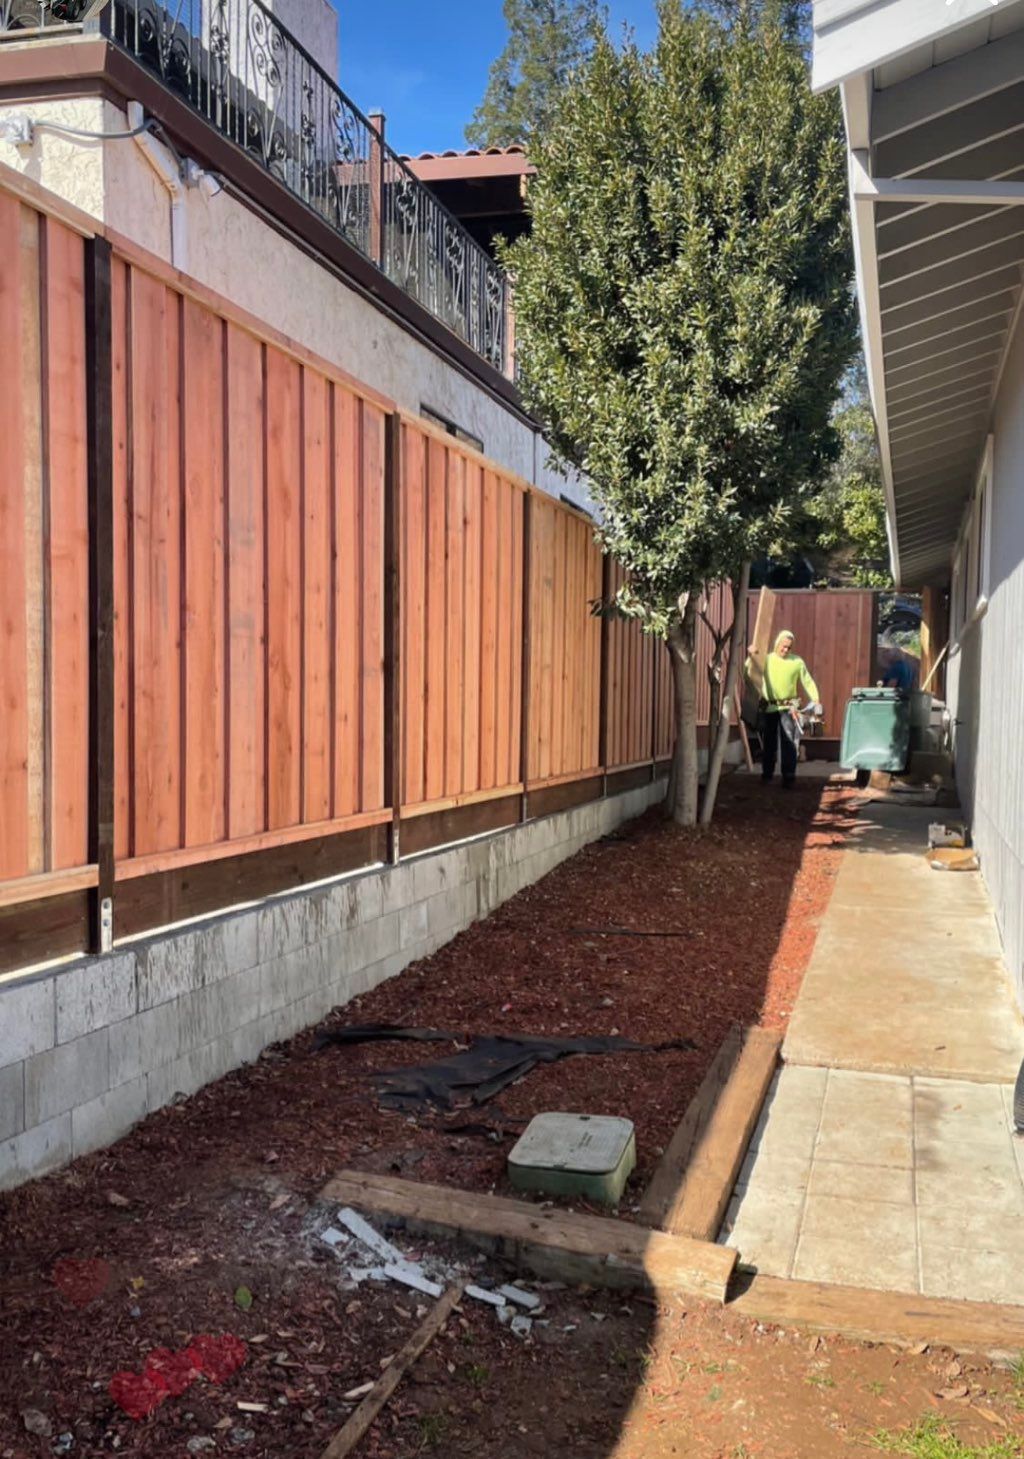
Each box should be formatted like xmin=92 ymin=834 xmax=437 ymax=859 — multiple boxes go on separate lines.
xmin=109 ymin=1000 xmax=183 ymax=1088
xmin=380 ymin=861 xmax=417 ymax=915
xmin=425 ymin=882 xmax=478 ymax=938
xmin=399 ymin=901 xmax=429 ymax=946
xmin=147 ymin=1035 xmax=237 ymax=1113
xmin=24 ymin=1027 xmax=110 ymax=1127
xmin=0 ymin=977 xmax=55 ymax=1068
xmin=72 ymin=1075 xmax=148 ymax=1158
xmin=176 ymin=965 xmax=263 ymax=1052
xmin=259 ymin=945 xmax=326 ymax=1017
xmin=0 ymin=1062 xmax=25 ymax=1142
xmin=256 ymin=898 xmax=312 ymax=968
xmin=359 ymin=948 xmax=415 ymax=997
xmin=56 ymin=953 xmax=136 ymax=1044
xmin=343 ymin=912 xmax=401 ymax=973
xmin=138 ymin=917 xmax=256 ymax=1011
xmin=0 ymin=1113 xmax=71 ymax=1192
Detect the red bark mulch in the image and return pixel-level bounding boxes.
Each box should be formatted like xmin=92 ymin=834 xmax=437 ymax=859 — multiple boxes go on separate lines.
xmin=0 ymin=775 xmax=864 ymax=1459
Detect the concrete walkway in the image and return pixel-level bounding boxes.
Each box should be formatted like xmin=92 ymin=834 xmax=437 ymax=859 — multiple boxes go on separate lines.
xmin=722 ymin=797 xmax=1024 ymax=1303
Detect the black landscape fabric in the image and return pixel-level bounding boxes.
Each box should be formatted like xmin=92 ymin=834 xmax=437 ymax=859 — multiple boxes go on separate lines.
xmin=312 ymin=1023 xmax=697 ymax=1110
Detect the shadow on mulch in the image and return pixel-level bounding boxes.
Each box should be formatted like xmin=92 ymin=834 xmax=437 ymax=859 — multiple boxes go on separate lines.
xmin=0 ymin=775 xmax=863 ymax=1459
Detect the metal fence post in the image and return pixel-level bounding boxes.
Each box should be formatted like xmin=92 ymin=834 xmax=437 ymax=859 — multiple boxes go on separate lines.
xmin=84 ymin=235 xmax=115 ymax=954
xmin=368 ymin=110 xmax=385 ymax=269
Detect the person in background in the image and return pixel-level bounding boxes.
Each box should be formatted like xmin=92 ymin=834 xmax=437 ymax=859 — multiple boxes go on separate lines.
xmin=879 ymin=645 xmax=916 ymax=694
xmin=748 ymin=630 xmax=822 ymax=788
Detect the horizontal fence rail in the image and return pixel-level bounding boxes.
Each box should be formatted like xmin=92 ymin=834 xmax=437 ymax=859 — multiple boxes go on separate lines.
xmin=2 ymin=180 xmax=794 ymax=973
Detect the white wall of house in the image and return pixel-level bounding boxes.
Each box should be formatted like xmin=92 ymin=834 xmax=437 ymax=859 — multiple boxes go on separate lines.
xmin=0 ymin=89 xmax=587 ymax=511
xmin=947 ymin=314 xmax=1024 ymax=1010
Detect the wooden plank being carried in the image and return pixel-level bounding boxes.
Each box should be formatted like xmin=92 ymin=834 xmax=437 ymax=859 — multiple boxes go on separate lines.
xmin=638 ymin=1026 xmax=780 ymax=1241
xmin=741 ymin=586 xmax=777 ymax=724
xmin=320 ymin=1284 xmax=464 ymax=1459
xmin=320 ymin=1170 xmax=736 ymax=1304
xmin=729 ymin=1272 xmax=1024 ymax=1359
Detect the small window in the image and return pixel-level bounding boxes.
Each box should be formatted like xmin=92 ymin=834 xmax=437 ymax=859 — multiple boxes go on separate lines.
xmin=973 ymin=435 xmax=992 ymax=610
xmin=421 ymin=404 xmax=484 ymax=454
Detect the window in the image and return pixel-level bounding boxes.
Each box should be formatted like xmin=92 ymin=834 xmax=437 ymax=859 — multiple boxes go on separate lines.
xmin=973 ymin=435 xmax=992 ymax=611
xmin=420 ymin=404 xmax=484 ymax=454
xmin=950 ymin=434 xmax=992 ymax=641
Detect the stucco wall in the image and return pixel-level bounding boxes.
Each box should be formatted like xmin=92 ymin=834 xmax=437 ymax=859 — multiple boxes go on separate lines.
xmin=950 ymin=313 xmax=1024 ymax=1010
xmin=0 ymin=87 xmax=587 ymax=510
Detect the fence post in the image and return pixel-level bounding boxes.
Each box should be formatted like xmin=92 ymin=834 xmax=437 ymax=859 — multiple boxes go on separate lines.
xmin=384 ymin=411 xmax=402 ymax=864
xmin=368 ymin=111 xmax=385 ymax=269
xmin=518 ymin=491 xmax=533 ymax=823
xmin=599 ymin=554 xmax=611 ymax=798
xmin=84 ymin=236 xmax=115 ymax=954
xmin=650 ymin=633 xmax=658 ymax=781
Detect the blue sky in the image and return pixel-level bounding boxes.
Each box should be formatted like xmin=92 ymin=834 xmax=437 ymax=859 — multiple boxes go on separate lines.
xmin=337 ymin=0 xmax=659 ymax=157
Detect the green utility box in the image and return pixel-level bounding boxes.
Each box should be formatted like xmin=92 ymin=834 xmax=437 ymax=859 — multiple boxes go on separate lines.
xmin=508 ymin=1113 xmax=636 ymax=1206
xmin=840 ymin=687 xmax=912 ymax=773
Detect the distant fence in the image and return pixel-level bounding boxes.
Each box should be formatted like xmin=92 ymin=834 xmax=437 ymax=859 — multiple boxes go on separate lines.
xmin=2 ymin=178 xmax=732 ymax=974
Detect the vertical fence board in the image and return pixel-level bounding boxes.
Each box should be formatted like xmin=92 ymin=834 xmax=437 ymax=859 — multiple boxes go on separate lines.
xmin=444 ymin=451 xmax=465 ymax=796
xmin=130 ymin=273 xmax=181 ymax=856
xmin=494 ymin=478 xmax=513 ymax=786
xmin=509 ymin=488 xmax=524 ymax=786
xmin=478 ymin=470 xmax=498 ymax=791
xmin=361 ymin=403 xmax=386 ymax=811
xmin=265 ymin=348 xmax=302 ymax=831
xmin=182 ymin=298 xmax=226 ymax=847
xmin=45 ymin=218 xmax=90 ymax=871
xmin=226 ymin=324 xmax=266 ymax=839
xmin=400 ymin=421 xmax=425 ymax=806
xmin=112 ymin=258 xmax=131 ymax=860
xmin=302 ymin=369 xmax=332 ymax=824
xmin=424 ymin=437 xmax=447 ymax=802
xmin=462 ymin=461 xmax=482 ymax=794
xmin=334 ymin=387 xmax=362 ymax=818
xmin=0 ymin=197 xmax=30 ymax=879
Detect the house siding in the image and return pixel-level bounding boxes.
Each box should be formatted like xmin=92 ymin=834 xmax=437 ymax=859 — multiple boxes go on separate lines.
xmin=950 ymin=313 xmax=1024 ymax=1010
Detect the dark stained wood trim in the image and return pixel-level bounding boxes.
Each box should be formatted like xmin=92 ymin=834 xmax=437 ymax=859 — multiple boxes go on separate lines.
xmin=400 ymin=795 xmax=521 ymax=858
xmin=0 ymin=892 xmax=90 ymax=975
xmin=84 ymin=235 xmax=115 ymax=953
xmin=0 ymin=39 xmax=529 ymax=422
xmin=115 ymin=824 xmax=387 ymax=938
xmin=604 ymin=764 xmax=654 ymax=797
xmin=384 ymin=412 xmax=402 ymax=864
xmin=598 ymin=553 xmax=611 ymax=801
xmin=526 ymin=774 xmax=604 ymax=820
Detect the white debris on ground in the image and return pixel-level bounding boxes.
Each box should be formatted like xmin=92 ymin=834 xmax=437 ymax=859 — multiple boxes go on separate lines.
xmin=311 ymin=1206 xmax=546 ymax=1330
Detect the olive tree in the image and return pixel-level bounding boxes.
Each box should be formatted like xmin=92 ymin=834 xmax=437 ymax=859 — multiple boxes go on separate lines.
xmin=505 ymin=0 xmax=855 ymax=823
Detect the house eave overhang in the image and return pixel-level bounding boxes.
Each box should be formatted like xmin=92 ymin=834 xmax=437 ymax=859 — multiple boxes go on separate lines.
xmin=815 ymin=0 xmax=1024 ymax=589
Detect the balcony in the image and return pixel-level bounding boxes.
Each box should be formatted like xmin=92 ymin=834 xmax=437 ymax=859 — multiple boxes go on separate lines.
xmin=0 ymin=0 xmax=513 ymax=377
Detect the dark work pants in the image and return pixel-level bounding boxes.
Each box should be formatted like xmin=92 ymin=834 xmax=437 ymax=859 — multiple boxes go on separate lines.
xmin=760 ymin=709 xmax=798 ymax=783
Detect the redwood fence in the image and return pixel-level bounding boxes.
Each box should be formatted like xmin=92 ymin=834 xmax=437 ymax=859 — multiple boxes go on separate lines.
xmin=0 ymin=182 xmax=697 ymax=975
xmin=0 ymin=178 xmax=876 ymax=977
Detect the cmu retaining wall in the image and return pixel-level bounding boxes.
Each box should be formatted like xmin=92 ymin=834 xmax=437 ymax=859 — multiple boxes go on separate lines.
xmin=0 ymin=780 xmax=662 ymax=1191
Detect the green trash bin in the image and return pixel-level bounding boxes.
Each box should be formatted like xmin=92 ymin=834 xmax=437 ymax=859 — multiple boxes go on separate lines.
xmin=839 ymin=687 xmax=911 ymax=773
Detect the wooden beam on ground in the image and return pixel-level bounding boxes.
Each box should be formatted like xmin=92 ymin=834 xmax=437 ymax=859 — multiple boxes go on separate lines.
xmin=320 ymin=1284 xmax=464 ymax=1459
xmin=729 ymin=1272 xmax=1024 ymax=1359
xmin=638 ymin=1026 xmax=780 ymax=1241
xmin=320 ymin=1170 xmax=736 ymax=1304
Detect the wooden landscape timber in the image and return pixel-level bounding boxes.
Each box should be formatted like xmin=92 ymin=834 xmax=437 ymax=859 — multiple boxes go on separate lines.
xmin=319 ymin=1284 xmax=464 ymax=1459
xmin=320 ymin=1170 xmax=737 ymax=1303
xmin=729 ymin=1272 xmax=1024 ymax=1360
xmin=638 ymin=1025 xmax=780 ymax=1240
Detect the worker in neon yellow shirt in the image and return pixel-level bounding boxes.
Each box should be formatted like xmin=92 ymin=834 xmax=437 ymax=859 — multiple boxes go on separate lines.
xmin=748 ymin=630 xmax=821 ymax=787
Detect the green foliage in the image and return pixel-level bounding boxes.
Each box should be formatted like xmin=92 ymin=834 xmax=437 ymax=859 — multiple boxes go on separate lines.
xmin=871 ymin=1415 xmax=1024 ymax=1459
xmin=505 ymin=0 xmax=856 ymax=635
xmin=798 ymin=361 xmax=892 ymax=586
xmin=466 ymin=0 xmax=603 ymax=149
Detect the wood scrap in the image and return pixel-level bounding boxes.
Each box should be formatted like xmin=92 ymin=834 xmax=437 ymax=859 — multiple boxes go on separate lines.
xmin=320 ymin=1169 xmax=737 ymax=1302
xmin=927 ymin=847 xmax=980 ymax=872
xmin=319 ymin=1284 xmax=463 ymax=1459
xmin=638 ymin=1026 xmax=780 ymax=1240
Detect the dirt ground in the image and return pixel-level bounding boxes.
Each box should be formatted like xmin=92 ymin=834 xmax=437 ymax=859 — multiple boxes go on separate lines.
xmin=2 ymin=776 xmax=1023 ymax=1459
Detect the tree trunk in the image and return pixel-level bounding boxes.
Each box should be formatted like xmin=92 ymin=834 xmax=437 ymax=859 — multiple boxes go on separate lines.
xmin=700 ymin=561 xmax=752 ymax=826
xmin=665 ymin=594 xmax=699 ymax=826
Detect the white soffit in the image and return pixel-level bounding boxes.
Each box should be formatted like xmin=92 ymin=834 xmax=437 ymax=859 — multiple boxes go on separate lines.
xmin=836 ymin=7 xmax=1024 ymax=586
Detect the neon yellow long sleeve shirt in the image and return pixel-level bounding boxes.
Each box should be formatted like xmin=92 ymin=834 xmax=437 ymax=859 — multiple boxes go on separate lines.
xmin=760 ymin=652 xmax=819 ymax=709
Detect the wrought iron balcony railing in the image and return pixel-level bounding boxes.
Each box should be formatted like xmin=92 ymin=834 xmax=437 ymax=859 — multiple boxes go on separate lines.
xmin=0 ymin=0 xmax=512 ymax=376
